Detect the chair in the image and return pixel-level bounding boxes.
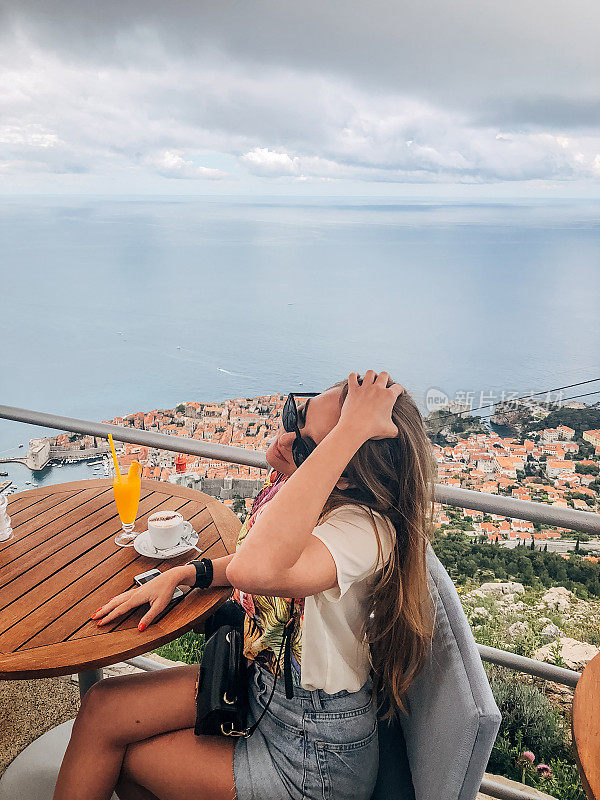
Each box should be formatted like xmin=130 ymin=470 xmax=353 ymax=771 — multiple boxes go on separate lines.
xmin=0 ymin=720 xmax=118 ymax=800
xmin=372 ymin=548 xmax=501 ymax=800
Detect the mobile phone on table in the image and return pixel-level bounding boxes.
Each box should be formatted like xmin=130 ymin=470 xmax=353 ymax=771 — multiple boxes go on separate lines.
xmin=134 ymin=568 xmax=184 ymax=601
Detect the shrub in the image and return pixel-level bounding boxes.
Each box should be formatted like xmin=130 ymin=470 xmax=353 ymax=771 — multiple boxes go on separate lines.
xmin=491 ymin=731 xmax=585 ymax=799
xmin=487 ymin=673 xmax=570 ymax=771
xmin=154 ymin=631 xmax=204 ymax=663
xmin=535 ymin=760 xmax=587 ymax=800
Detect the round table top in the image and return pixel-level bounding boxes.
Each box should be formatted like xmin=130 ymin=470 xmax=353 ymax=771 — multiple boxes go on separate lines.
xmin=573 ymin=651 xmax=600 ymax=800
xmin=0 ymin=479 xmax=241 ymax=679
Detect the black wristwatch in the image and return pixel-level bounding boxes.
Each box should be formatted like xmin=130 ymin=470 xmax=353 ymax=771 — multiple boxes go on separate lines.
xmin=189 ymin=558 xmax=213 ymax=589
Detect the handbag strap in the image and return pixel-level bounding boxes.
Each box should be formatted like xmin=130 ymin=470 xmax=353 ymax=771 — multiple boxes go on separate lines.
xmin=242 ymin=598 xmax=295 ymax=737
xmin=283 ymin=606 xmax=294 ymax=700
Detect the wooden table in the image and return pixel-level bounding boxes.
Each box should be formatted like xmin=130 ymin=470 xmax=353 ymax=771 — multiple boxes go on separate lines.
xmin=573 ymin=651 xmax=600 ymax=800
xmin=0 ymin=479 xmax=240 ymax=685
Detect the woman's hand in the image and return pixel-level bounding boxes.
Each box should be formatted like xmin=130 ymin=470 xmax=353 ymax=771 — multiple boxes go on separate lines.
xmin=91 ymin=568 xmax=183 ymax=632
xmin=337 ymin=370 xmax=405 ymax=442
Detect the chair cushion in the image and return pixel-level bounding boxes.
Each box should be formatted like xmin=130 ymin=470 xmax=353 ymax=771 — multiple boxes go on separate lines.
xmin=397 ymin=549 xmax=501 ymax=800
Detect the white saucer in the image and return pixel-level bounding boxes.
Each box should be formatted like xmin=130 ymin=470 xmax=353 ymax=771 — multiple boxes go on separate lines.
xmin=133 ymin=528 xmax=201 ymax=559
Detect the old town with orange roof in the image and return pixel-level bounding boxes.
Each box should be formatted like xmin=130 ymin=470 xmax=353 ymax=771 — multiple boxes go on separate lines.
xmin=48 ymin=398 xmax=600 ymax=554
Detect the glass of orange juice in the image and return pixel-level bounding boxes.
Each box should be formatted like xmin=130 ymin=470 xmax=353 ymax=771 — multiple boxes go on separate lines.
xmin=113 ymin=461 xmax=142 ymax=546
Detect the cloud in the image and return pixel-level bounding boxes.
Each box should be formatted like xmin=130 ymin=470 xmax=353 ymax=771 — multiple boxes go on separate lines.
xmin=143 ymin=151 xmax=228 ymax=180
xmin=2 ymin=1 xmax=599 ymax=118
xmin=0 ymin=5 xmax=598 ymax=190
xmin=473 ymin=97 xmax=600 ymax=130
xmin=0 ymin=124 xmax=59 ymax=148
xmin=240 ymin=148 xmax=300 ymax=177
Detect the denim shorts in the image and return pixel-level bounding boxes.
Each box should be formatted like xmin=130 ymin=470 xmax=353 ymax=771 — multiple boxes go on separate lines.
xmin=233 ymin=662 xmax=378 ymax=800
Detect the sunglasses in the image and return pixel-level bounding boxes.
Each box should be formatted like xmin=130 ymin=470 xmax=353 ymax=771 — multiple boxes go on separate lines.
xmin=282 ymin=392 xmax=319 ymax=467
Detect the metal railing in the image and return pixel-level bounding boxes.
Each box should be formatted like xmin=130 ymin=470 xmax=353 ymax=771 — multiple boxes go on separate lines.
xmin=2 ymin=404 xmax=596 ymax=800
xmin=2 ymin=404 xmax=599 ymax=534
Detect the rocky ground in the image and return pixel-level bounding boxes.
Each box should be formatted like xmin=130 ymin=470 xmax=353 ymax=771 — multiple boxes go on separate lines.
xmin=461 ymin=580 xmax=600 ymax=743
xmin=461 ymin=583 xmax=600 ymax=671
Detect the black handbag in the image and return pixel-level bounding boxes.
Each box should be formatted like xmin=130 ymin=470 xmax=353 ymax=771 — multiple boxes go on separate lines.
xmin=194 ymin=621 xmax=249 ymax=737
xmin=194 ymin=598 xmax=295 ymax=739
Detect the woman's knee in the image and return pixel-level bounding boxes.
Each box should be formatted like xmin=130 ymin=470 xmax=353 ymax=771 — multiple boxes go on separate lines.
xmin=75 ymin=675 xmax=133 ymax=738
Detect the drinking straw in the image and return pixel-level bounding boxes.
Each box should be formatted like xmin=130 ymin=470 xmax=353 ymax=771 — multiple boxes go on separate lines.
xmin=108 ymin=434 xmax=121 ymax=480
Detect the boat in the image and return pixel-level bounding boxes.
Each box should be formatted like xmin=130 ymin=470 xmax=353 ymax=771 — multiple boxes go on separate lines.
xmin=0 ymin=471 xmax=8 ymax=477
xmin=18 ymin=444 xmax=24 ymax=449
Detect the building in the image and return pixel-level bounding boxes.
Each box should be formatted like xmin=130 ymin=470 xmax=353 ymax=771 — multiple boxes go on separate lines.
xmin=556 ymin=425 xmax=575 ymax=440
xmin=511 ymin=519 xmax=535 ymax=534
xmin=493 ymin=456 xmax=523 ymax=479
xmin=583 ymin=429 xmax=600 ymax=448
xmin=27 ymin=438 xmax=50 ymax=470
xmin=546 ymin=459 xmax=576 ymax=479
xmin=542 ymin=426 xmax=575 ymax=443
xmin=475 ymin=456 xmax=497 ymax=475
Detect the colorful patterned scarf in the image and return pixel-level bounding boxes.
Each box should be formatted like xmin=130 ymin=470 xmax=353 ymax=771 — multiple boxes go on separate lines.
xmin=233 ymin=469 xmax=305 ymax=683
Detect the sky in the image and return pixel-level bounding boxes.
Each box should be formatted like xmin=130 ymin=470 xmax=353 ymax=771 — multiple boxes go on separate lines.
xmin=0 ymin=1 xmax=599 ymax=197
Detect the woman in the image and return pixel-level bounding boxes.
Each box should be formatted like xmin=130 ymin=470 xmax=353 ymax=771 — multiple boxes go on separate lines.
xmin=53 ymin=370 xmax=437 ymax=800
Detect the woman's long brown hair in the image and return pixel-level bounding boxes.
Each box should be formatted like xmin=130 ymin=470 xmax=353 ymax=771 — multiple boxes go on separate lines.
xmin=318 ymin=376 xmax=437 ymax=721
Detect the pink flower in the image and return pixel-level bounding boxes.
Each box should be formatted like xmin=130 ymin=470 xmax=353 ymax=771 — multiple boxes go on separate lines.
xmin=521 ymin=751 xmax=535 ymax=764
xmin=537 ymin=764 xmax=553 ymax=778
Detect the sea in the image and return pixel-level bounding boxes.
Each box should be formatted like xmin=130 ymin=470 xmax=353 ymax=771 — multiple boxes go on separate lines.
xmin=1 ymin=196 xmax=599 ymax=493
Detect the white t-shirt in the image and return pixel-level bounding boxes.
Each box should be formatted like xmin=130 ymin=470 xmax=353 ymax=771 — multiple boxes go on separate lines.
xmin=301 ymin=504 xmax=395 ymax=694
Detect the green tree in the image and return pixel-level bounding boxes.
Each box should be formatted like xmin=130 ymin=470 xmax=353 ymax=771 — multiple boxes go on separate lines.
xmin=431 ymin=537 xmax=600 ymax=597
xmin=576 ymin=463 xmax=599 ymax=476
xmin=231 ymin=496 xmax=246 ymax=517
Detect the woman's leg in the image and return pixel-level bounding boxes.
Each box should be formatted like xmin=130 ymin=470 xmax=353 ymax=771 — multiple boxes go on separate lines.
xmin=118 ymin=728 xmax=236 ymax=800
xmin=53 ymin=664 xmax=234 ymax=800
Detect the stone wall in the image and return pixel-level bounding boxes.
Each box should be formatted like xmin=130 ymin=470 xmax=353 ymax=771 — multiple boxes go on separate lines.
xmin=49 ymin=445 xmax=110 ymax=462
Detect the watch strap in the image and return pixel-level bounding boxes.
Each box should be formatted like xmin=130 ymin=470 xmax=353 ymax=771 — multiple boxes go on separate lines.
xmin=190 ymin=558 xmax=213 ymax=589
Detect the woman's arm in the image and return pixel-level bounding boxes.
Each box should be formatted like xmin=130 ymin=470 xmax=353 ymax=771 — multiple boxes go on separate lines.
xmin=226 ymin=371 xmax=403 ymax=597
xmin=93 ymin=555 xmax=235 ymax=630
xmin=226 ymin=424 xmax=363 ymax=596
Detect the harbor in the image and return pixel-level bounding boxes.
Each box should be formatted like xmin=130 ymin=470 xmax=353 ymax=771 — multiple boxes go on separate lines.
xmin=0 ymin=453 xmax=112 ymax=497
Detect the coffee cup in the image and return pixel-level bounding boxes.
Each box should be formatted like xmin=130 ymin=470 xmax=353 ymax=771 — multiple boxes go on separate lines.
xmin=147 ymin=511 xmax=192 ymax=551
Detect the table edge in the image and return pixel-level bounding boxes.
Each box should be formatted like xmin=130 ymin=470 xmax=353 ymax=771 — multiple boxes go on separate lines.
xmin=573 ymin=651 xmax=600 ymax=800
xmin=0 ymin=589 xmax=232 ymax=679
